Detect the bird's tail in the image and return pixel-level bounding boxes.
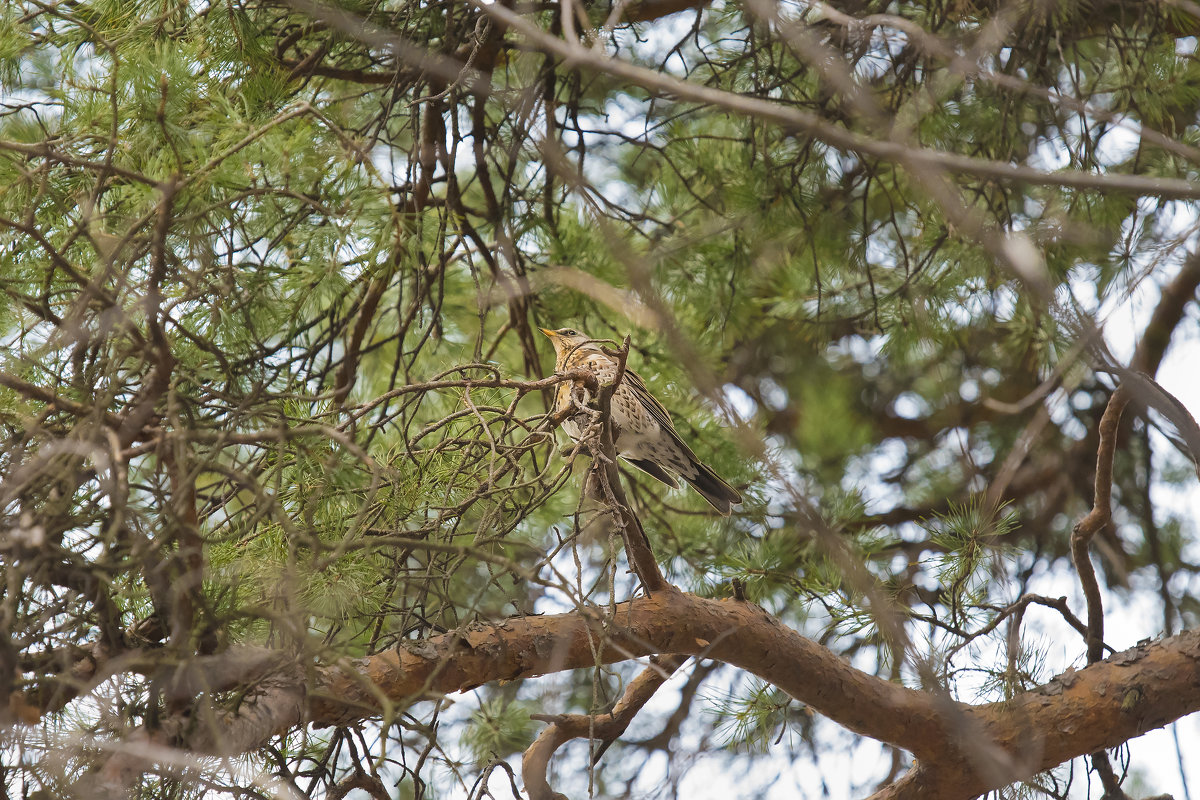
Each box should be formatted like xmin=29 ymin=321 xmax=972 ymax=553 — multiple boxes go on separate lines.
xmin=685 ymin=461 xmax=742 ymax=516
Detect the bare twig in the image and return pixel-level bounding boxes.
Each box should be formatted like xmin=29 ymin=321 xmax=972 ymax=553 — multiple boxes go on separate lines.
xmin=1131 ymin=250 xmax=1200 ymax=377
xmin=523 ymin=655 xmax=687 ymax=800
xmin=1072 ymin=384 xmax=1130 ymax=663
xmin=946 ymin=594 xmax=1103 ymax=662
xmin=1070 ymin=383 xmax=1133 ymax=798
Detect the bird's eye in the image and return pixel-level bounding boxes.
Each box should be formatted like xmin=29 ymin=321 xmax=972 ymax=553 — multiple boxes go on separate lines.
xmin=561 ymin=329 xmax=577 ymax=336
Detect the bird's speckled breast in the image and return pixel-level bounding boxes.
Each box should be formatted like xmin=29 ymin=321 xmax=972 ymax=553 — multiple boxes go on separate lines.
xmin=557 ymin=350 xmax=666 ymax=460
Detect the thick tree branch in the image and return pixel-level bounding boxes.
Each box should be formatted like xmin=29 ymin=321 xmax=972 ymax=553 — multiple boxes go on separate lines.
xmin=624 ymin=0 xmax=709 ymax=22
xmin=0 ymin=371 xmax=124 ymax=432
xmin=1132 ymin=251 xmax=1200 ymax=376
xmin=31 ymin=590 xmax=1200 ymax=800
xmin=865 ymin=633 xmax=1200 ymax=800
xmin=307 ymin=589 xmax=1200 ymax=800
xmin=309 ymin=588 xmax=945 ymax=749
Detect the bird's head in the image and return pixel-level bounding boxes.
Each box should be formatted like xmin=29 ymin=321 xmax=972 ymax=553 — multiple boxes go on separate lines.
xmin=538 ymin=327 xmax=598 ymax=359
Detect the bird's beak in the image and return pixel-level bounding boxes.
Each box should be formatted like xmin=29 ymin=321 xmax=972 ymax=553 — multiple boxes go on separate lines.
xmin=538 ymin=327 xmax=555 ymax=338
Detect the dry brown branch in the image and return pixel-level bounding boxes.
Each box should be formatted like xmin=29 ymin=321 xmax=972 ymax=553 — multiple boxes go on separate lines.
xmin=946 ymin=594 xmax=1098 ymax=662
xmin=0 ymin=139 xmax=159 ymax=186
xmin=1071 ymin=384 xmax=1131 ymax=664
xmin=1132 ymin=253 xmax=1200 ymax=376
xmin=522 ymin=654 xmax=686 ymax=799
xmin=623 ymin=0 xmax=709 ymax=23
xmin=301 ymin=589 xmax=1200 ymax=800
xmin=1116 ymin=371 xmax=1200 ymax=472
xmin=0 ymin=371 xmax=125 ymax=431
xmin=284 ymin=0 xmax=492 ymax=95
xmin=1069 ymin=383 xmax=1134 ymax=794
xmin=346 ymin=368 xmax=599 ymax=422
xmin=333 ymin=274 xmax=391 ymax=407
xmin=329 ymin=771 xmax=391 ymax=800
xmin=1132 ymin=252 xmax=1200 ymax=376
xmin=23 ymin=585 xmax=1200 ymax=800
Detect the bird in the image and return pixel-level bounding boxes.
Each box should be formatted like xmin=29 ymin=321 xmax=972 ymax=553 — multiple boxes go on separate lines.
xmin=539 ymin=326 xmax=742 ymax=515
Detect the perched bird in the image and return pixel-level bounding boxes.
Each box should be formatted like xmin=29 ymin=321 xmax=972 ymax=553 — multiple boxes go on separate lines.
xmin=540 ymin=327 xmax=742 ymax=515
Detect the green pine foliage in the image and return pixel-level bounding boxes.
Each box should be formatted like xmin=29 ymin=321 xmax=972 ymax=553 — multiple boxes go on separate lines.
xmin=463 ymin=695 xmax=541 ymax=764
xmin=709 ymin=680 xmax=807 ymax=754
xmin=3 ymin=0 xmax=1199 ymax=797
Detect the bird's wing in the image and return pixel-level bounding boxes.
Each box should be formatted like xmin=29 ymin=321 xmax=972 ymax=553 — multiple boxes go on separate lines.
xmin=623 ymin=368 xmax=701 ymax=459
xmin=623 ymin=457 xmax=680 ymax=488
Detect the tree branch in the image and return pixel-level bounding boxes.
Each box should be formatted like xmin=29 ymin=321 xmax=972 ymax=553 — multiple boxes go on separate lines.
xmin=32 ymin=588 xmax=1200 ymax=800
xmin=470 ymin=0 xmax=1200 ymax=200
xmin=1072 ymin=384 xmax=1130 ymax=663
xmin=1132 ymin=252 xmax=1200 ymax=376
xmin=1070 ymin=383 xmax=1134 ymax=796
xmin=522 ymin=655 xmax=686 ymax=799
xmin=586 ymin=335 xmax=666 ymax=592
xmin=306 ymin=589 xmax=1200 ymax=799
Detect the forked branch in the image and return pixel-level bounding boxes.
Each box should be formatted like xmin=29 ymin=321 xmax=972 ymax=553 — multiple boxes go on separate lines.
xmin=522 ymin=655 xmax=687 ymax=800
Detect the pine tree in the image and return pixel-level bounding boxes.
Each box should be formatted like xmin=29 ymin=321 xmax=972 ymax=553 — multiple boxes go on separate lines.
xmin=2 ymin=1 xmax=1199 ymax=798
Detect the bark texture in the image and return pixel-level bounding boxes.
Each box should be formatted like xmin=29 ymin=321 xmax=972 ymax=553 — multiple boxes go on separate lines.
xmin=305 ymin=588 xmax=1200 ymax=799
